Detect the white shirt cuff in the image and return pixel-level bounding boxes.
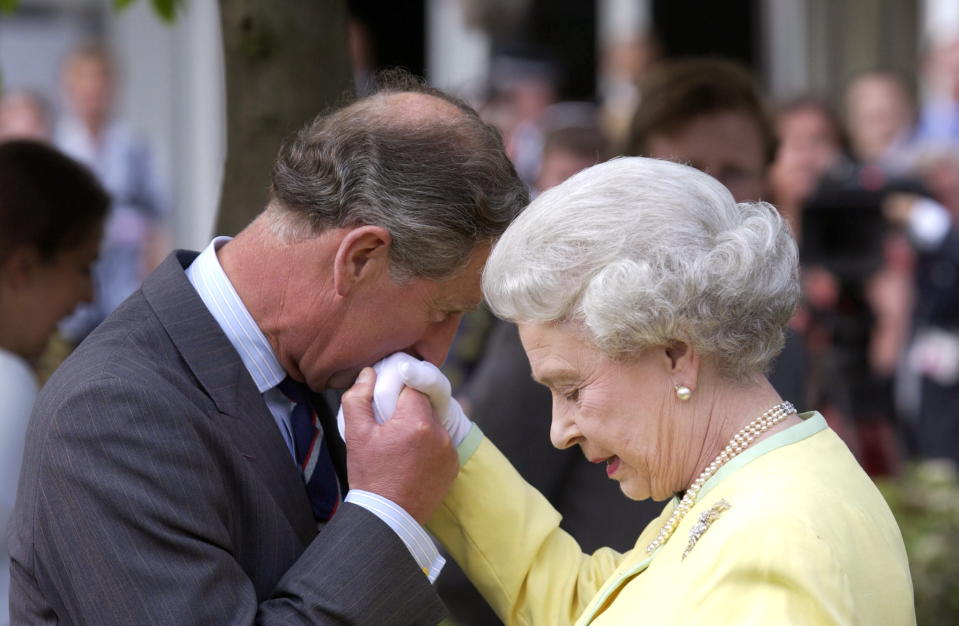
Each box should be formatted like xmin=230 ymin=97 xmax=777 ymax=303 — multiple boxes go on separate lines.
xmin=343 ymin=489 xmax=445 ymax=583
xmin=908 ymin=198 xmax=952 ymax=250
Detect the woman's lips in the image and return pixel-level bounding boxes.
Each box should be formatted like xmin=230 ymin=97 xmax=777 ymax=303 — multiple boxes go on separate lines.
xmin=605 ymin=456 xmax=620 ymax=477
xmin=590 ymin=455 xmax=621 ymax=477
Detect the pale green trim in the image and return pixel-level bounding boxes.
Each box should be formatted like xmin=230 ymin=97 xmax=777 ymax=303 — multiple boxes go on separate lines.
xmin=697 ymin=411 xmax=826 ymax=501
xmin=579 ymin=554 xmax=655 ymax=625
xmin=457 ymin=423 xmax=484 ymax=466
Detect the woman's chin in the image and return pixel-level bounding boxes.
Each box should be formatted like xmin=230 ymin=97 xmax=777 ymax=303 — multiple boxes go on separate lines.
xmin=619 ymin=479 xmax=674 ymax=503
xmin=618 ymin=481 xmax=653 ymax=502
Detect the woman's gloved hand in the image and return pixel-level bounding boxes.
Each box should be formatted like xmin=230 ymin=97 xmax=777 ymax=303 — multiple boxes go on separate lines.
xmin=337 ymin=352 xmax=473 ymax=446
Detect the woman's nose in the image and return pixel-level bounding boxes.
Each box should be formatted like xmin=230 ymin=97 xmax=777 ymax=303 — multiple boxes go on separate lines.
xmin=550 ymin=408 xmax=581 ymax=450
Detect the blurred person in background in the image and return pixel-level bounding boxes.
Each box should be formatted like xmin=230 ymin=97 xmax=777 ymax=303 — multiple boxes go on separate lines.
xmin=0 ymin=141 xmax=107 ymax=626
xmin=0 ymin=91 xmax=51 ymax=142
xmin=916 ymin=36 xmax=959 ymax=147
xmin=766 ymin=97 xmax=864 ymax=450
xmin=768 ymin=97 xmax=847 ymax=238
xmin=487 ymin=50 xmax=558 ymax=187
xmin=891 ymin=151 xmax=959 ymax=466
xmin=55 ymin=43 xmax=169 ymax=345
xmin=623 ymin=57 xmax=806 ymax=409
xmin=796 ymin=71 xmax=926 ymax=475
xmin=1 ymin=90 xmax=82 ymax=384
xmin=844 ymin=71 xmax=919 ymax=174
xmin=535 ymin=118 xmax=607 ymax=191
xmin=597 ymin=33 xmax=659 ymax=151
xmin=625 ymin=57 xmax=774 ymax=204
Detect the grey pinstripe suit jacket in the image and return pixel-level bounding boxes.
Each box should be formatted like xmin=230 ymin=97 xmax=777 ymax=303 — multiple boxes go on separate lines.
xmin=7 ymin=251 xmax=447 ymax=625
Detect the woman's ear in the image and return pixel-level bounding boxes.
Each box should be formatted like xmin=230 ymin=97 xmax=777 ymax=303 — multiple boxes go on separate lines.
xmin=665 ymin=339 xmax=701 ymax=393
xmin=332 ymin=225 xmax=393 ymax=297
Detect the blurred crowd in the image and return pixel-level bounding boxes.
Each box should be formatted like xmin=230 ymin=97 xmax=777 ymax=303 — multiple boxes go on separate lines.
xmin=438 ymin=36 xmax=959 ymax=624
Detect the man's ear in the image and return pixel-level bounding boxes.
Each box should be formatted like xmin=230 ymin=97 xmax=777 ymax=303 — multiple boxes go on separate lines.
xmin=332 ymin=225 xmax=393 ymax=297
xmin=664 ymin=339 xmax=701 ymax=393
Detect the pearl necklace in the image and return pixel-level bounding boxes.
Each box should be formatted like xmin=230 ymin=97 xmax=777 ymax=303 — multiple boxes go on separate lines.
xmin=645 ymin=400 xmax=796 ymax=554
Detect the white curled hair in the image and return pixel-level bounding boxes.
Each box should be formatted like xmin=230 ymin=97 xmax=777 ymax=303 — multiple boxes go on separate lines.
xmin=482 ymin=157 xmax=800 ymax=380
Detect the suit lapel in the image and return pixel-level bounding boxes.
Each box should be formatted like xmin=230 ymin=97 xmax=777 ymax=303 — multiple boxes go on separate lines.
xmin=141 ymin=252 xmax=317 ymax=547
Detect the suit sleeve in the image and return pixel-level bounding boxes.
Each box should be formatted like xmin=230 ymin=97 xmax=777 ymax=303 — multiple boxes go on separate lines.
xmin=427 ymin=435 xmax=627 ymax=626
xmin=31 ymin=376 xmax=445 ymax=625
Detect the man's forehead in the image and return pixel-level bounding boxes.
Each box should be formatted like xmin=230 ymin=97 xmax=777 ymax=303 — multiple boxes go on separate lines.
xmin=434 ymin=256 xmax=488 ymax=309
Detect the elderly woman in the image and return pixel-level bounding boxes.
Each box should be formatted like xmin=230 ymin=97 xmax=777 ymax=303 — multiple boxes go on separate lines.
xmin=351 ymin=157 xmax=915 ymax=624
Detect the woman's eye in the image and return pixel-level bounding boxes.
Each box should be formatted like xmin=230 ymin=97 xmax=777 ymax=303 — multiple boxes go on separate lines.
xmin=564 ymin=388 xmax=580 ymax=402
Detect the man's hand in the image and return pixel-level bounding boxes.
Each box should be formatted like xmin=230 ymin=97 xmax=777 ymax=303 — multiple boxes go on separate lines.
xmin=340 ymin=367 xmax=459 ymax=525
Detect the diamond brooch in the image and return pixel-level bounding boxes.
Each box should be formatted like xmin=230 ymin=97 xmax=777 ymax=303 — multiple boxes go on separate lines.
xmin=682 ymin=498 xmax=731 ymax=560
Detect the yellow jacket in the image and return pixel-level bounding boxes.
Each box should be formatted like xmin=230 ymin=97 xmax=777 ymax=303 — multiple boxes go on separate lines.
xmin=428 ymin=413 xmax=915 ymax=625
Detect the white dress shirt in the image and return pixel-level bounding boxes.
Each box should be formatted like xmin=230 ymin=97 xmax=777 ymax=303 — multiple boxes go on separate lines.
xmin=0 ymin=348 xmax=38 ymax=626
xmin=185 ymin=238 xmax=444 ymax=581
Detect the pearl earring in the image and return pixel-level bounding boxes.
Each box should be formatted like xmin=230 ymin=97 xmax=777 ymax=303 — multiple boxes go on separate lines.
xmin=675 ymin=384 xmax=692 ymax=401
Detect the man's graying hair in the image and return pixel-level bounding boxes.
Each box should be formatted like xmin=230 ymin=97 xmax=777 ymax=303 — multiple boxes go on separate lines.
xmin=269 ymin=71 xmax=528 ymax=281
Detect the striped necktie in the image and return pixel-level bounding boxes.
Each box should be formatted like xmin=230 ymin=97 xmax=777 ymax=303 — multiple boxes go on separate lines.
xmin=276 ymin=377 xmax=340 ymax=521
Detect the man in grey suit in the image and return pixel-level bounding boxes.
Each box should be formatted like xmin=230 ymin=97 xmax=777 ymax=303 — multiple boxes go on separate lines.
xmin=8 ymin=77 xmax=527 ymax=624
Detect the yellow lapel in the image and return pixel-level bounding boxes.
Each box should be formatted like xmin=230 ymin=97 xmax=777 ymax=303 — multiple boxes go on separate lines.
xmin=575 ymin=500 xmax=675 ymax=625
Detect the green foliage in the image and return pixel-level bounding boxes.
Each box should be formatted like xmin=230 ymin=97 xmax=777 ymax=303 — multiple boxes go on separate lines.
xmin=113 ymin=0 xmax=185 ymax=23
xmin=0 ymin=0 xmax=182 ymax=21
xmin=877 ymin=460 xmax=959 ymax=625
xmin=149 ymin=0 xmax=181 ymax=23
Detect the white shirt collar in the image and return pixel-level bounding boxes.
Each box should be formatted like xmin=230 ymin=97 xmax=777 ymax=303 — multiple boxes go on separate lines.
xmin=185 ymin=237 xmax=286 ymax=392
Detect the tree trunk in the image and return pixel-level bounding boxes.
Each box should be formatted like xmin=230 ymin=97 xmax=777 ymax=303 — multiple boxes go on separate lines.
xmin=216 ymin=0 xmax=353 ymax=235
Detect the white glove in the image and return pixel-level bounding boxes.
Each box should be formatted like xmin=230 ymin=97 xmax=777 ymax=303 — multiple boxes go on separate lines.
xmin=336 ymin=352 xmax=411 ymax=441
xmin=397 ymin=357 xmax=473 ymax=446
xmin=336 ymin=352 xmax=473 ymax=446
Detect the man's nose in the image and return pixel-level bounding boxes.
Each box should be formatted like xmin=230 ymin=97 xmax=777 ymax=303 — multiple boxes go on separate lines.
xmin=412 ymin=314 xmax=463 ymax=367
